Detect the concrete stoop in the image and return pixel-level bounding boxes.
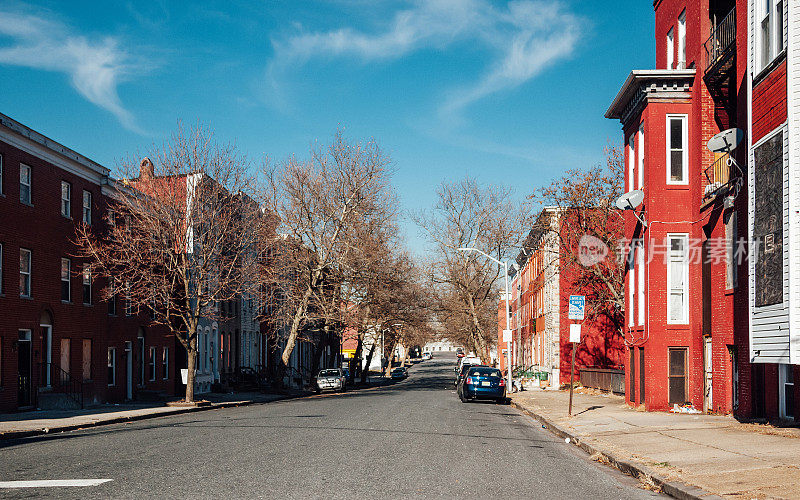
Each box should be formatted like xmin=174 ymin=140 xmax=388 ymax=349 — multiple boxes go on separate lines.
xmin=509 ymin=400 xmax=724 ymax=500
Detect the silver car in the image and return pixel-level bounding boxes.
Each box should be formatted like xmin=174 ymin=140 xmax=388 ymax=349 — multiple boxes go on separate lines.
xmin=315 ymin=368 xmax=347 ymax=393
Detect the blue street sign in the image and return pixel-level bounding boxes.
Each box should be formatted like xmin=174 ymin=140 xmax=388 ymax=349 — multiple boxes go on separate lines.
xmin=568 ymin=295 xmax=585 ymax=320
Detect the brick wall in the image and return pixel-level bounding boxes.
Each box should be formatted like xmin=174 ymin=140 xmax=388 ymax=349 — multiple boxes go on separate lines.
xmin=752 ymin=59 xmax=788 ymax=143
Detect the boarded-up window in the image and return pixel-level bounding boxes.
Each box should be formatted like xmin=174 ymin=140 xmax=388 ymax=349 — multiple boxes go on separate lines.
xmin=753 ymin=132 xmax=783 ymax=306
xmin=82 ymin=339 xmax=91 ymax=381
xmin=668 ymin=348 xmax=688 ymax=405
xmin=60 ymin=338 xmax=70 ymax=383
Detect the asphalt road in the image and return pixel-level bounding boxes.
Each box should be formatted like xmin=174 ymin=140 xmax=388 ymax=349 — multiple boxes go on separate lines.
xmin=0 ymin=354 xmax=660 ymax=499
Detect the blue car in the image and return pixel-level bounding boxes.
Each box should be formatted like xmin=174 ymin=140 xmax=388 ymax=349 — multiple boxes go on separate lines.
xmin=457 ymin=366 xmax=506 ymax=404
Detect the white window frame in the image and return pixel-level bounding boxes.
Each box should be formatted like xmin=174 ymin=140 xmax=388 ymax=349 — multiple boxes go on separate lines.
xmin=61 ymin=181 xmax=71 ymax=218
xmin=666 ymin=27 xmax=675 ymax=69
xmin=666 ymin=114 xmax=689 ymax=185
xmin=82 ymin=190 xmax=92 ymax=225
xmin=107 ymin=347 xmax=116 ymax=386
xmin=19 ymin=248 xmax=31 ymax=298
xmin=637 ymin=123 xmax=645 ymax=190
xmin=667 ymin=234 xmax=690 ymax=324
xmin=162 ymin=347 xmax=169 ymax=380
xmin=61 ymin=258 xmax=71 ymax=303
xmin=627 ymin=252 xmax=635 ymax=328
xmin=677 ymin=10 xmax=686 ymax=69
xmin=637 ymin=242 xmax=645 ymax=326
xmin=757 ymin=0 xmax=785 ymax=72
xmin=19 ymin=164 xmax=31 ymax=204
xmin=627 ymin=133 xmax=635 ymax=191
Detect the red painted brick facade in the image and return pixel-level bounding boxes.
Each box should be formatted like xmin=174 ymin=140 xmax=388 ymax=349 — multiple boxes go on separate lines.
xmin=751 ymin=59 xmax=787 ymax=143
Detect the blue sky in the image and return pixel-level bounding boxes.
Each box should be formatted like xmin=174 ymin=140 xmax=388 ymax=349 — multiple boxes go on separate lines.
xmin=0 ymin=0 xmax=655 ymax=253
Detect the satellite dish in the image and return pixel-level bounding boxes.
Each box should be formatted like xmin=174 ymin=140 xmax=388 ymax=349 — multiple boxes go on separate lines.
xmin=707 ymin=128 xmax=744 ymax=154
xmin=615 ymin=190 xmax=645 ymax=211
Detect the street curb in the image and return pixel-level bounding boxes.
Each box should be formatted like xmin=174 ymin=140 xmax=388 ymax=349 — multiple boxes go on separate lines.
xmin=0 ymin=393 xmax=306 ymax=442
xmin=509 ymin=400 xmax=723 ymax=500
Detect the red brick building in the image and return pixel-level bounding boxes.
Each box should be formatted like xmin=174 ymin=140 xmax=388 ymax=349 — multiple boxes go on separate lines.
xmin=0 ymin=113 xmax=176 ymax=412
xmin=606 ymin=0 xmax=798 ymax=418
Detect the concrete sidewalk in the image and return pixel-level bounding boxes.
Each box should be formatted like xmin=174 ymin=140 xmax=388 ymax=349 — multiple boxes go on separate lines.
xmin=0 ymin=391 xmax=302 ymax=441
xmin=511 ymin=388 xmax=800 ymax=499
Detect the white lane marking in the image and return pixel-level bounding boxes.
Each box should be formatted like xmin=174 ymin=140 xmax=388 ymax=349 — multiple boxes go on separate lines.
xmin=0 ymin=479 xmax=113 ymax=488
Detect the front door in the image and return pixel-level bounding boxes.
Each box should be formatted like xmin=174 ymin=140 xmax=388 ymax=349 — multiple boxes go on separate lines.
xmin=125 ymin=341 xmax=133 ymax=400
xmin=17 ymin=330 xmax=32 ymax=407
xmin=42 ymin=325 xmax=52 ymax=388
xmin=704 ymin=337 xmax=713 ymax=413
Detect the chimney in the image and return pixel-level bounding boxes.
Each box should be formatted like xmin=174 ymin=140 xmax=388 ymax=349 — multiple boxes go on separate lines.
xmin=140 ymin=157 xmax=154 ymax=179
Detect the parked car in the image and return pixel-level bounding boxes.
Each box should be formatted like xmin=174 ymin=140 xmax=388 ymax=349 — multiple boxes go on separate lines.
xmin=457 ymin=366 xmax=506 ymax=404
xmin=454 ymin=362 xmax=477 ymax=387
xmin=456 ymin=348 xmax=465 ymax=358
xmin=315 ymin=368 xmax=347 ymax=393
xmin=390 ymin=367 xmax=408 ymax=380
xmin=422 ymin=351 xmax=432 ymax=360
xmin=457 ymin=356 xmax=481 ymax=374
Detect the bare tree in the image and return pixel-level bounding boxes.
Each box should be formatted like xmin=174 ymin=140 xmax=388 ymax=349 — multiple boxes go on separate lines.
xmin=262 ymin=129 xmax=397 ymax=385
xmin=529 ymin=147 xmax=625 ymax=333
xmin=77 ymin=124 xmax=264 ymax=403
xmin=415 ymin=177 xmax=533 ymax=364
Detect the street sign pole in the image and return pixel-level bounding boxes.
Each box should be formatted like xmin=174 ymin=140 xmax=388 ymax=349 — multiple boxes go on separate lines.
xmin=567 ymin=296 xmax=585 ymax=417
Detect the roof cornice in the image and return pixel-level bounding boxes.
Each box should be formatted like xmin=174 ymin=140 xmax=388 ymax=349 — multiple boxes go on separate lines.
xmin=605 ymin=69 xmax=696 ymax=124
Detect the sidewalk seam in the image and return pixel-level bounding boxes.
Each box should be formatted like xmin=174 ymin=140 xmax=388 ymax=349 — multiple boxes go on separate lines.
xmin=510 ymin=400 xmax=723 ymax=500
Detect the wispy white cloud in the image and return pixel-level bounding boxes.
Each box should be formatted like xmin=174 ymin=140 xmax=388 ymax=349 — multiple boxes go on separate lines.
xmin=0 ymin=9 xmax=143 ymax=132
xmin=268 ymin=0 xmax=583 ymax=122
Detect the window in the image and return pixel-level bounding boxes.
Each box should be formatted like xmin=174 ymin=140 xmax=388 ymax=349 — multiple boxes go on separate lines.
xmin=108 ymin=281 xmax=117 ymax=315
xmin=107 ymin=347 xmax=116 ymax=386
xmin=82 ymin=264 xmax=92 ymax=304
xmin=758 ymin=0 xmax=785 ymax=71
xmin=61 ymin=258 xmax=71 ymax=302
xmin=627 ymin=134 xmax=635 ymax=190
xmin=0 ymin=153 xmax=3 ymax=194
xmin=61 ymin=181 xmax=71 ymax=217
xmin=668 ymin=348 xmax=688 ymax=405
xmin=82 ymin=190 xmax=92 ymax=224
xmin=149 ymin=346 xmax=156 ymax=381
xmin=666 ymin=27 xmax=674 ymax=69
xmin=0 ymin=243 xmax=3 ymax=295
xmin=637 ymin=243 xmax=645 ymax=326
xmin=125 ymin=281 xmax=132 ymax=316
xmin=162 ymin=347 xmax=169 ymax=380
xmin=779 ymin=364 xmax=794 ymax=419
xmin=726 ymin=212 xmax=738 ymax=289
xmin=19 ymin=248 xmax=31 ymax=297
xmin=627 ymin=251 xmax=634 ymax=328
xmin=667 ymin=234 xmax=689 ymax=324
xmin=666 ymin=115 xmax=688 ymax=184
xmin=637 ymin=123 xmax=644 ymax=190
xmin=677 ymin=10 xmax=686 ymax=69
xmin=19 ymin=164 xmax=31 ymax=204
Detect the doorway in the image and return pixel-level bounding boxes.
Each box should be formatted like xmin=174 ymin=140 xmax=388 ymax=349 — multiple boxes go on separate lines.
xmin=704 ymin=337 xmax=713 ymax=413
xmin=125 ymin=341 xmax=133 ymax=400
xmin=17 ymin=330 xmax=33 ymax=408
xmin=779 ymin=364 xmax=795 ymax=420
xmin=41 ymin=324 xmax=52 ymax=388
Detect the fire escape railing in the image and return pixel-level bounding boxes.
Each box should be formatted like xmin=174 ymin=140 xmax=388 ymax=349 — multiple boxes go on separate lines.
xmin=704 ymin=8 xmax=736 ymax=73
xmin=703 ymin=152 xmax=742 ymax=201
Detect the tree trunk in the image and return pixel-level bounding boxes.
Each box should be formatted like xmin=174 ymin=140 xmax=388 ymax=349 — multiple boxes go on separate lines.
xmin=185 ymin=346 xmax=197 ymax=403
xmin=351 ymin=332 xmax=363 ymax=385
xmin=280 ymin=285 xmax=314 ymax=370
xmin=362 ymin=339 xmax=376 ymax=384
xmin=466 ymin=294 xmax=491 ymax=364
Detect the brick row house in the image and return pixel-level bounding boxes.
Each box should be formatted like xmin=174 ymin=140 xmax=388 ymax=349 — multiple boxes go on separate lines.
xmin=606 ymin=0 xmax=799 ymax=418
xmin=499 ymin=207 xmax=625 ymax=389
xmin=0 ymin=113 xmax=176 ymax=411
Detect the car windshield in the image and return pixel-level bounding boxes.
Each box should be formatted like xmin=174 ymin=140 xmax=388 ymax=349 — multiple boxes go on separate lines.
xmin=319 ymin=369 xmax=340 ymax=377
xmin=469 ymin=368 xmax=501 ymax=378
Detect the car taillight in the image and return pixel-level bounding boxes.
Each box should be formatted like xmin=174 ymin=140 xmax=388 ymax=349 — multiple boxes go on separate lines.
xmin=465 ymin=377 xmax=474 ymax=385
xmin=499 ymin=378 xmax=505 ymax=387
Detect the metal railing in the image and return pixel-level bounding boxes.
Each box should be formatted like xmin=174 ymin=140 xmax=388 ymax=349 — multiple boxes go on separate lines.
xmin=703 ymin=152 xmax=742 ymax=200
xmin=39 ymin=362 xmax=85 ymax=409
xmin=705 ymin=8 xmax=736 ymax=72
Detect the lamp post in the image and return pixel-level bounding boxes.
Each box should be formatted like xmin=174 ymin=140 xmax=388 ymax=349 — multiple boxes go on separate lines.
xmin=457 ymin=247 xmax=512 ymax=391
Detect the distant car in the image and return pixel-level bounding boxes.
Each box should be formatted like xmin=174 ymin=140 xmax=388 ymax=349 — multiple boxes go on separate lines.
xmin=454 ymin=362 xmax=477 ymax=387
xmin=390 ymin=367 xmax=408 ymax=380
xmin=457 ymin=366 xmax=506 ymax=404
xmin=456 ymin=348 xmax=465 ymax=358
xmin=457 ymin=356 xmax=481 ymax=374
xmin=422 ymin=351 xmax=432 ymax=360
xmin=315 ymin=368 xmax=347 ymax=393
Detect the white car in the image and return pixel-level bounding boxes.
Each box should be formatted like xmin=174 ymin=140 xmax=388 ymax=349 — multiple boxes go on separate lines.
xmin=315 ymin=368 xmax=347 ymax=393
xmin=422 ymin=351 xmax=432 ymax=360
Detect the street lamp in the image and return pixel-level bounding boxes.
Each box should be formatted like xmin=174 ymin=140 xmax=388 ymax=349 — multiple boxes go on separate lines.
xmin=456 ymin=247 xmax=512 ymax=391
